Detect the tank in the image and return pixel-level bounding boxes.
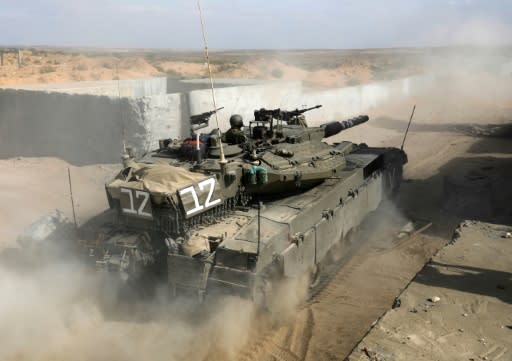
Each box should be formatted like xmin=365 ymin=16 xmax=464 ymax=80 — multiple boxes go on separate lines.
xmin=21 ymin=105 xmax=407 ymax=305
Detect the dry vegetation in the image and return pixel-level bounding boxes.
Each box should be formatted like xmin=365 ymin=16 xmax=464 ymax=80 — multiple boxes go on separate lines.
xmin=0 ymin=47 xmax=432 ymax=88
xmin=2 ymin=46 xmax=510 ymax=89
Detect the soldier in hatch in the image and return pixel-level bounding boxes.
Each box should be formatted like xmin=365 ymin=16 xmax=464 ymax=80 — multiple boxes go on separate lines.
xmin=223 ymin=114 xmax=247 ymax=144
xmin=287 ymin=114 xmax=308 ymax=127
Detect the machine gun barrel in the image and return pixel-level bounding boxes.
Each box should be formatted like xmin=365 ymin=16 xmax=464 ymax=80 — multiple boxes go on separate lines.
xmin=190 ymin=106 xmax=224 ymax=124
xmin=321 ymin=115 xmax=369 ymax=138
xmin=281 ymin=104 xmax=322 ymax=120
xmin=190 ymin=107 xmax=224 ymax=131
xmin=254 ymin=105 xmax=322 ymax=123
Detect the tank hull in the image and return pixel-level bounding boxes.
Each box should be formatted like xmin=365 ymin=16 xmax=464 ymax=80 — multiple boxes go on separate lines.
xmin=167 ymin=147 xmax=405 ymax=302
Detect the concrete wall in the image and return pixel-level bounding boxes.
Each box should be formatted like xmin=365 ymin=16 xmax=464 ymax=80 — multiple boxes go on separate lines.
xmin=0 ymin=76 xmax=432 ymax=165
xmin=187 ymin=77 xmax=420 ymax=129
xmin=3 ymin=77 xmax=167 ymax=97
xmin=0 ymin=89 xmax=127 ymax=164
xmin=136 ymin=93 xmax=186 ymax=151
xmin=0 ymin=87 xmax=185 ymax=164
xmin=167 ymin=78 xmax=270 ymax=94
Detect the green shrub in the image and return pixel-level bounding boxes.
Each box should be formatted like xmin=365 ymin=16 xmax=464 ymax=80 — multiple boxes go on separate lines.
xmin=271 ymin=68 xmax=284 ymax=78
xmin=40 ymin=65 xmax=56 ymax=73
xmin=73 ymin=63 xmax=88 ymax=71
xmin=154 ymin=64 xmax=165 ymax=73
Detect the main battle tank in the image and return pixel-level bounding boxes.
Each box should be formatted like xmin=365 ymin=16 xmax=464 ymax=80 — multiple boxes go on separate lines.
xmin=24 ymin=105 xmax=407 ymax=305
xmin=76 ymin=104 xmax=407 ymax=303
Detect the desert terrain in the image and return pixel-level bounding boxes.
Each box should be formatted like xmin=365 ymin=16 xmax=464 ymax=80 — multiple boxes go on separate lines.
xmin=0 ymin=46 xmax=461 ymax=89
xmin=0 ymin=48 xmax=511 ymax=360
xmin=348 ymin=221 xmax=512 ymax=361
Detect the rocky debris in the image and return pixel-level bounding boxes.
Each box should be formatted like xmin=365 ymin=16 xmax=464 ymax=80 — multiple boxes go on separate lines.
xmin=361 ymin=347 xmax=385 ymax=361
xmin=392 ymin=297 xmax=401 ymax=309
xmin=428 ymin=296 xmax=440 ymax=303
xmin=397 ymin=221 xmax=415 ymax=238
xmin=16 ymin=209 xmax=76 ymax=249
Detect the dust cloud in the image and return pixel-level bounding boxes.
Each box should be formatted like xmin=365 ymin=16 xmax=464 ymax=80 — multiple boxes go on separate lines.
xmin=0 ymin=256 xmax=257 ymax=361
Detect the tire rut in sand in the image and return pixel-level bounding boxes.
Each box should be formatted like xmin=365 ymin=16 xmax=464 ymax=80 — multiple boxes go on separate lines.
xmin=238 ymin=220 xmax=434 ymax=361
xmin=238 ymin=308 xmax=314 ymax=361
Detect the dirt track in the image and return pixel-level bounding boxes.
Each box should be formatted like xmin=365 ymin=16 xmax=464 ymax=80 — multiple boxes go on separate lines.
xmin=237 ymin=216 xmax=444 ymax=361
xmin=0 ymin=68 xmax=511 ymax=360
xmin=348 ymin=221 xmax=512 ymax=361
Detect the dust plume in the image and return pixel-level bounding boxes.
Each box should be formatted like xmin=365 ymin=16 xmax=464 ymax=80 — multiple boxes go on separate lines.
xmin=0 ymin=254 xmax=258 ymax=361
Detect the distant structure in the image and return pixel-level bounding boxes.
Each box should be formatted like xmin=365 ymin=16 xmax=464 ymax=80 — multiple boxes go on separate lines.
xmin=0 ymin=48 xmax=23 ymax=67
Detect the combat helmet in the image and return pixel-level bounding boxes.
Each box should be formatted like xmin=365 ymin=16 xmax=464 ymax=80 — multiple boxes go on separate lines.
xmin=229 ymin=114 xmax=244 ymax=129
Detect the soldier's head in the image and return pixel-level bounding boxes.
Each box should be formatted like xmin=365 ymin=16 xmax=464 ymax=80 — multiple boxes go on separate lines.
xmin=229 ymin=114 xmax=244 ymax=129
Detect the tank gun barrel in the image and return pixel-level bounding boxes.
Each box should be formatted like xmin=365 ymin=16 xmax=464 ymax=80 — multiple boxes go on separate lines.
xmin=321 ymin=115 xmax=369 ymax=138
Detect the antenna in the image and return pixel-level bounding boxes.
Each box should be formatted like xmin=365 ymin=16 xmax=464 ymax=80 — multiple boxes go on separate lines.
xmin=401 ymin=104 xmax=416 ymax=151
xmin=197 ymin=0 xmax=226 ymax=164
xmin=67 ymin=167 xmax=78 ymax=230
xmin=257 ymin=195 xmax=261 ymax=256
xmin=115 ymin=63 xmax=127 ymax=156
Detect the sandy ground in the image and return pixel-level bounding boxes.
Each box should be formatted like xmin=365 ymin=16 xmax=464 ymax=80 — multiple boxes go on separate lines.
xmin=0 ymin=158 xmax=118 ymax=248
xmin=0 ymin=67 xmax=511 ymax=360
xmin=347 ymin=221 xmax=512 ymax=361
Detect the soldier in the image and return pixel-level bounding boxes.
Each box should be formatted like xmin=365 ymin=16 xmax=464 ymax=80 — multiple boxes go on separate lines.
xmin=224 ymin=114 xmax=247 ymax=144
xmin=287 ymin=114 xmax=308 ymax=127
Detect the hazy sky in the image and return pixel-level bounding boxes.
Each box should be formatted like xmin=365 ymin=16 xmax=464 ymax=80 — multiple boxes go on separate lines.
xmin=1 ymin=0 xmax=511 ymax=49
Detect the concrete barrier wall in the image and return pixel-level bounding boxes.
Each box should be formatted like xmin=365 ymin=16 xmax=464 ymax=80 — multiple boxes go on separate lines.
xmin=0 ymin=75 xmax=432 ymax=165
xmin=187 ymin=77 xmax=422 ymax=129
xmin=136 ymin=93 xmax=186 ymax=151
xmin=2 ymin=77 xmax=167 ymax=97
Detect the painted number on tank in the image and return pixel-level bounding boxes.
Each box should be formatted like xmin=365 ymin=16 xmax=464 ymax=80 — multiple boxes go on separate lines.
xmin=179 ymin=177 xmax=221 ymax=217
xmin=120 ymin=188 xmax=153 ymax=219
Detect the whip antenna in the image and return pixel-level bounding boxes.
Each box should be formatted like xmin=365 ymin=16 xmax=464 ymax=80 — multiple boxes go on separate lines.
xmin=401 ymin=104 xmax=416 ymax=151
xmin=115 ymin=63 xmax=127 ymax=156
xmin=197 ymin=0 xmax=226 ymax=164
xmin=67 ymin=167 xmax=78 ymax=230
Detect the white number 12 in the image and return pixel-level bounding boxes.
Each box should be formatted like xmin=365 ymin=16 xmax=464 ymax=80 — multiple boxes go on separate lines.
xmin=179 ymin=178 xmax=221 ymax=216
xmin=121 ymin=188 xmax=152 ymax=218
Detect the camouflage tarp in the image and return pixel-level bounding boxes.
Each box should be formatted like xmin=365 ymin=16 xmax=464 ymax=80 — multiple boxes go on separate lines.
xmin=107 ymin=161 xmax=206 ymax=199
